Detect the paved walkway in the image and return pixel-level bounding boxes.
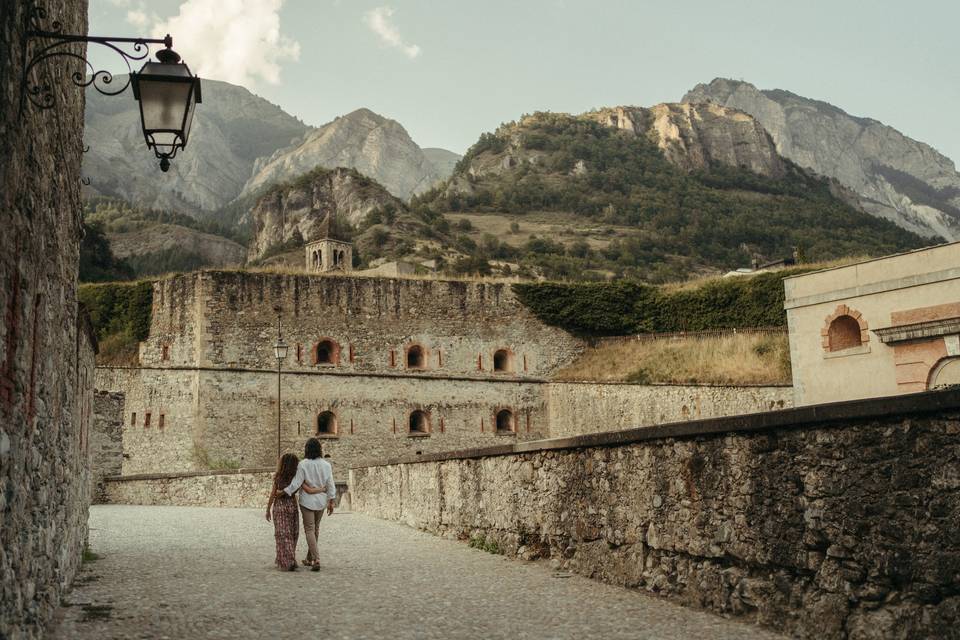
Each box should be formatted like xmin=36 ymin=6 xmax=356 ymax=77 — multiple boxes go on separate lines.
xmin=53 ymin=506 xmax=783 ymax=640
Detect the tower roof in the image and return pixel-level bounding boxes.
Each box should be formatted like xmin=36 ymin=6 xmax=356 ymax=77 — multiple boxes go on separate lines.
xmin=305 ymin=212 xmax=351 ymax=247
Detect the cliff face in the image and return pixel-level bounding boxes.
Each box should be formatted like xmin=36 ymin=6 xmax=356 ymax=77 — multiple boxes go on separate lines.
xmin=83 ymin=78 xmax=310 ymax=216
xmin=241 ymin=109 xmax=445 ymax=202
xmin=591 ymin=103 xmax=786 ymax=177
xmin=247 ymin=167 xmax=402 ymax=261
xmin=683 ymin=78 xmax=960 ymax=240
xmin=108 ymin=224 xmax=247 ymax=269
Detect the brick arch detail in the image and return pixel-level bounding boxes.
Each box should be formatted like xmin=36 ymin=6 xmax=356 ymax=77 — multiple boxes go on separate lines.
xmin=316 ymin=409 xmax=339 ymax=436
xmin=821 ymin=304 xmax=869 ymax=352
xmin=493 ymin=405 xmax=517 ymax=432
xmin=312 ymin=338 xmax=341 ymax=365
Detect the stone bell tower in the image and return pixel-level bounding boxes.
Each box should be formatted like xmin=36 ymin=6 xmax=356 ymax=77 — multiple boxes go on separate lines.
xmin=305 ymin=213 xmax=353 ymax=273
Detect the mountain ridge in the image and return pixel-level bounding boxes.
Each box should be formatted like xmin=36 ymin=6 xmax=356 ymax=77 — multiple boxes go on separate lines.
xmin=682 ymin=78 xmax=960 ymax=240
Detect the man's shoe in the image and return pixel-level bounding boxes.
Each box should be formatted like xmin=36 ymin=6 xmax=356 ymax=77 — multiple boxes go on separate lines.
xmin=311 ymin=562 xmax=320 ymax=572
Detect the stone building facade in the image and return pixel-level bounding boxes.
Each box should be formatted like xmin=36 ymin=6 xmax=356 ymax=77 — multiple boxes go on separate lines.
xmin=0 ymin=0 xmax=96 ymax=636
xmin=94 ymin=271 xmax=793 ymax=476
xmin=95 ymin=272 xmax=583 ymax=473
xmin=785 ymin=241 xmax=960 ymax=405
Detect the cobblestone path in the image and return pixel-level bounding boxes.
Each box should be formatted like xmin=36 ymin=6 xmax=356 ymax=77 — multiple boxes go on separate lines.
xmin=53 ymin=506 xmax=783 ymax=640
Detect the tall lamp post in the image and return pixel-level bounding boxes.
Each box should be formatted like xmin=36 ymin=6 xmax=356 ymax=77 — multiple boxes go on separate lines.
xmin=273 ymin=313 xmax=289 ymax=460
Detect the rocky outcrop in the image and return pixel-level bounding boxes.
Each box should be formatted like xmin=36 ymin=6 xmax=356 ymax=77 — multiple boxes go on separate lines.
xmin=107 ymin=224 xmax=247 ymax=268
xmin=247 ymin=167 xmax=402 ymax=261
xmin=683 ymin=78 xmax=960 ymax=240
xmin=241 ymin=109 xmax=445 ymax=202
xmin=422 ymin=147 xmax=462 ymax=179
xmin=83 ymin=78 xmax=310 ymax=216
xmin=592 ymin=104 xmax=786 ymax=177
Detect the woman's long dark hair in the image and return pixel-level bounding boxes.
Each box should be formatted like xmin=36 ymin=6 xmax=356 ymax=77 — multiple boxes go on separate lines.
xmin=274 ymin=453 xmax=299 ymax=490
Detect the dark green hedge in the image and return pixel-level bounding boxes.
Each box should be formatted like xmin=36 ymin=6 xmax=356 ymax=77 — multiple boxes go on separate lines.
xmin=78 ymin=280 xmax=154 ymax=342
xmin=513 ymin=269 xmax=811 ymax=336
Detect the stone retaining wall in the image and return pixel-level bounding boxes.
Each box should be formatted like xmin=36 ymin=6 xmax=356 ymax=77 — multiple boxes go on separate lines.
xmin=546 ymin=381 xmax=792 ymax=437
xmin=104 ymin=469 xmax=350 ymax=510
xmin=91 ymin=391 xmax=124 ymax=503
xmin=0 ymin=0 xmax=93 ymax=637
xmin=351 ymin=390 xmax=960 ymax=640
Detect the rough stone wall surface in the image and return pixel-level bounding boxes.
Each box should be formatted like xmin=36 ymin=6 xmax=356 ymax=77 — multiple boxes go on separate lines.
xmin=91 ymin=391 xmax=124 ymax=503
xmin=0 ymin=1 xmax=94 ymax=638
xmin=99 ymin=271 xmax=582 ymax=473
xmin=96 ymin=367 xmax=199 ymax=474
xmin=96 ymin=365 xmax=548 ymax=473
xmin=103 ymin=470 xmax=351 ymax=510
xmin=546 ymin=382 xmax=792 ymax=437
xmin=352 ymin=397 xmax=960 ymax=640
xmin=141 ymin=271 xmax=583 ymax=377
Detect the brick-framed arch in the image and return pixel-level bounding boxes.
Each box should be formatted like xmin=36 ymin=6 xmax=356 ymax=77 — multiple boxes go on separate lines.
xmin=492 ymin=348 xmax=515 ymax=373
xmin=821 ymin=304 xmax=869 ymax=352
xmin=493 ymin=406 xmax=517 ymax=433
xmin=405 ymin=343 xmax=429 ymax=370
xmin=316 ymin=409 xmax=339 ymax=437
xmin=312 ymin=338 xmax=341 ymax=365
xmin=408 ymin=408 xmax=431 ymax=435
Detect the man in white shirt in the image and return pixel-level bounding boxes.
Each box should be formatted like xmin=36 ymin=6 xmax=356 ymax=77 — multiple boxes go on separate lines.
xmin=281 ymin=438 xmax=336 ymax=571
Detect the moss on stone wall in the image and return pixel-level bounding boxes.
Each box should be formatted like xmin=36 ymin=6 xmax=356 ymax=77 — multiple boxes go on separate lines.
xmin=513 ymin=269 xmax=813 ymax=336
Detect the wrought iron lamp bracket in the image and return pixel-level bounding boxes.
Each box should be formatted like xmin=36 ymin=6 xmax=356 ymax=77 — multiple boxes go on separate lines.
xmin=20 ymin=2 xmax=171 ymax=113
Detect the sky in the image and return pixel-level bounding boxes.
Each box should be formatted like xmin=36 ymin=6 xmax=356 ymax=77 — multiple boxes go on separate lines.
xmin=89 ymin=0 xmax=960 ymax=162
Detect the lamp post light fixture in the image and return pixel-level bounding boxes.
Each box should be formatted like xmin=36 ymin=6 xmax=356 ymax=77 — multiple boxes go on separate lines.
xmin=20 ymin=3 xmax=202 ymax=173
xmin=130 ymin=40 xmax=202 ymax=172
xmin=273 ymin=313 xmax=289 ymax=460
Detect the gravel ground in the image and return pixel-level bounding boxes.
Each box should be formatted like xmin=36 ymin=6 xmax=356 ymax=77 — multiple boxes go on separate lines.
xmin=52 ymin=505 xmax=784 ymax=640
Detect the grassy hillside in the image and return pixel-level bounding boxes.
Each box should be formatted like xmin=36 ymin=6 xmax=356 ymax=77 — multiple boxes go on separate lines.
xmin=414 ymin=111 xmax=925 ymax=281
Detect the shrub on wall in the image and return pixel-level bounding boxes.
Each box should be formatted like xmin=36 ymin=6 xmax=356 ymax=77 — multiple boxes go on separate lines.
xmin=514 ymin=269 xmax=812 ymax=336
xmin=78 ymin=281 xmax=154 ymax=363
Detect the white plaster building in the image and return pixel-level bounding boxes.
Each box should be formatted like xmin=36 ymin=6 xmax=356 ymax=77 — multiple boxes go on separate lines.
xmin=784 ymin=241 xmax=960 ymax=405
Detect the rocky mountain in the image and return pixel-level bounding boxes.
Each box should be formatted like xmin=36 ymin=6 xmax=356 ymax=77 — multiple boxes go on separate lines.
xmin=425 ymin=106 xmax=923 ymax=280
xmin=423 ymin=148 xmax=462 ymax=177
xmin=593 ymin=104 xmax=786 ymax=177
xmin=683 ymin=78 xmax=960 ymax=240
xmin=83 ymin=78 xmax=310 ymax=216
xmin=247 ymin=166 xmax=404 ymax=261
xmin=241 ymin=109 xmax=447 ymax=203
xmin=84 ymin=85 xmax=459 ymax=221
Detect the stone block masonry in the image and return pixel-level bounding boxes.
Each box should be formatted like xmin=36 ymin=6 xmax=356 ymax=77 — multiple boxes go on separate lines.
xmin=91 ymin=391 xmax=124 ymax=503
xmin=102 ymin=469 xmax=351 ymax=510
xmin=1 ymin=0 xmax=95 ymax=638
xmin=96 ymin=270 xmax=791 ymax=475
xmin=351 ymin=389 xmax=960 ymax=640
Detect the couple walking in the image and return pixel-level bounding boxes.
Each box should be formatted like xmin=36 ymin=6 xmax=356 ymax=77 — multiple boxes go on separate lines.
xmin=266 ymin=437 xmax=337 ymax=571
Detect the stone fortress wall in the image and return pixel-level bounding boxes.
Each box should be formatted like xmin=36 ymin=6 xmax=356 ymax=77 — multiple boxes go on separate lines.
xmin=351 ymin=390 xmax=960 ymax=640
xmin=0 ymin=0 xmax=96 ymax=637
xmin=95 ymin=271 xmax=791 ymax=478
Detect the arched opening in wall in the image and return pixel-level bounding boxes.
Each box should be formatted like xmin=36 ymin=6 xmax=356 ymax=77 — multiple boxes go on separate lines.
xmin=409 ymin=410 xmax=430 ymax=434
xmin=312 ymin=251 xmax=319 ymax=269
xmin=495 ymin=409 xmax=515 ymax=433
xmin=929 ymin=357 xmax=960 ymax=389
xmin=317 ymin=411 xmax=338 ymax=436
xmin=315 ymin=339 xmax=339 ymax=365
xmin=337 ymin=250 xmax=345 ymax=267
xmin=493 ymin=349 xmax=512 ymax=372
xmin=407 ymin=345 xmax=425 ymax=369
xmin=828 ymin=315 xmax=862 ymax=351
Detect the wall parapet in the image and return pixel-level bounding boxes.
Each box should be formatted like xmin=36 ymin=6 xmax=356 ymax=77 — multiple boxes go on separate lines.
xmin=351 ymin=389 xmax=960 ymax=639
xmin=353 ymin=388 xmax=960 ymax=468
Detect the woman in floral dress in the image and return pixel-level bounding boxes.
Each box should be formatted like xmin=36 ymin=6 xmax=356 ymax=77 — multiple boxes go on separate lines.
xmin=266 ymin=453 xmax=300 ymax=571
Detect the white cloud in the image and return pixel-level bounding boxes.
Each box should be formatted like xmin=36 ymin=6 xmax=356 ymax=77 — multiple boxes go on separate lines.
xmin=143 ymin=0 xmax=300 ymax=86
xmin=363 ymin=7 xmax=421 ymax=59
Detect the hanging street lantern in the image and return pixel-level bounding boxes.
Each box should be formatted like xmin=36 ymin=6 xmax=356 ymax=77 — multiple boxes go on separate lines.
xmin=131 ymin=36 xmax=202 ymax=172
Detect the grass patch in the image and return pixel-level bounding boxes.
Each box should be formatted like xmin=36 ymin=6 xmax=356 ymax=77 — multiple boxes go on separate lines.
xmin=555 ymin=332 xmax=791 ymax=385
xmin=82 ymin=547 xmax=99 ymax=564
xmin=468 ymin=535 xmax=502 ymax=555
